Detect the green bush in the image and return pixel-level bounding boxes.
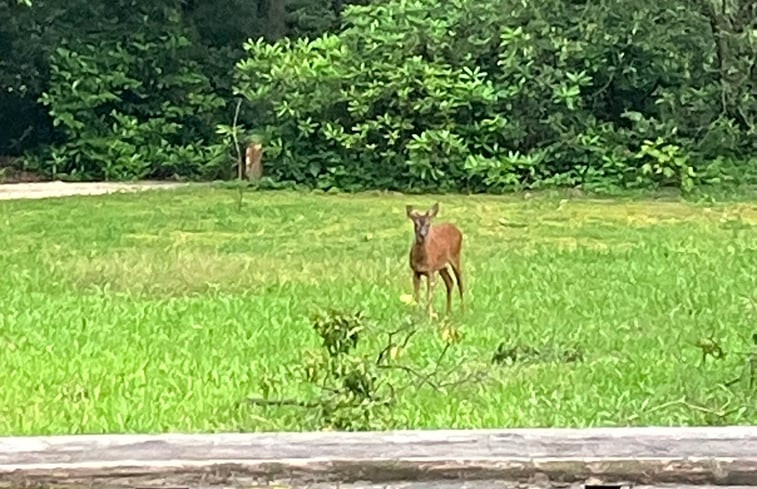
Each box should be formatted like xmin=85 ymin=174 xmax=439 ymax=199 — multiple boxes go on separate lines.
xmin=234 ymin=0 xmax=756 ymax=192
xmin=31 ymin=32 xmax=231 ymax=180
xmin=1 ymin=0 xmax=369 ymax=162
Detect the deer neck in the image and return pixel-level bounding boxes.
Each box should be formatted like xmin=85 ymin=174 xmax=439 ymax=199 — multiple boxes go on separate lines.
xmin=411 ymin=237 xmax=431 ymax=264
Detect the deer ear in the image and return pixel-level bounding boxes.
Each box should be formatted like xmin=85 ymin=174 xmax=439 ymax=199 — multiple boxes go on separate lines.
xmin=406 ymin=205 xmax=416 ymax=218
xmin=428 ymin=202 xmax=439 ymax=217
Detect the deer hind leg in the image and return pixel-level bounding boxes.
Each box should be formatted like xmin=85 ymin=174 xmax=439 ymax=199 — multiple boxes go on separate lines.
xmin=439 ymin=267 xmax=454 ymax=315
xmin=450 ymin=257 xmax=464 ymax=312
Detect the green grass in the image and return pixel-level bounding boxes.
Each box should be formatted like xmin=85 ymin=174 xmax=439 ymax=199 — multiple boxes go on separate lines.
xmin=1 ymin=185 xmax=756 ymax=435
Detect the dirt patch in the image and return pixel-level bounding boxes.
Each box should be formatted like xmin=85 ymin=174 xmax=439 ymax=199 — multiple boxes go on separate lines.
xmin=0 ymin=180 xmax=186 ymax=201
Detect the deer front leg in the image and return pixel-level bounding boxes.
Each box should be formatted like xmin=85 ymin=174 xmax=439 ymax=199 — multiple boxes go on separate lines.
xmin=412 ymin=272 xmax=421 ymax=305
xmin=426 ymin=272 xmax=436 ymax=319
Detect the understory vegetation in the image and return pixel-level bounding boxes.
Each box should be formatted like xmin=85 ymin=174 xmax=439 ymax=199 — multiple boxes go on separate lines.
xmin=1 ymin=0 xmax=755 ymax=192
xmin=0 ymin=187 xmax=755 ymax=434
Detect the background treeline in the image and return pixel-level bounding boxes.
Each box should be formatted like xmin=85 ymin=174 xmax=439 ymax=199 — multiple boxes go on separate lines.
xmin=1 ymin=0 xmax=755 ymax=192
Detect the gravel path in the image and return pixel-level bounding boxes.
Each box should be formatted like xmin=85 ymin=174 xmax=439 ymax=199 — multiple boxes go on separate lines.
xmin=0 ymin=180 xmax=186 ymax=201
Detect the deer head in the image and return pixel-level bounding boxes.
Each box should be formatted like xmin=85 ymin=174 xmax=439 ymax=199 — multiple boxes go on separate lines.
xmin=406 ymin=203 xmax=439 ymax=243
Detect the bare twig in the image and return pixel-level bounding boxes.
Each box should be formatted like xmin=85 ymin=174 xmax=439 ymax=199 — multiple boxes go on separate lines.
xmin=231 ymin=99 xmax=243 ymax=180
xmin=412 ymin=342 xmax=453 ymax=389
xmin=438 ymin=368 xmax=489 ymax=390
xmin=377 ymin=364 xmax=442 ymax=391
xmin=434 ymin=342 xmax=451 ymax=371
xmin=247 ymin=397 xmax=321 ymax=409
xmin=376 ymin=326 xmax=417 ymax=365
xmin=627 ymin=396 xmax=741 ymax=421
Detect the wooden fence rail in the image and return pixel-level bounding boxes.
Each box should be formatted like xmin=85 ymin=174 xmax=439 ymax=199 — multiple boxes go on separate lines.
xmin=1 ymin=426 xmax=756 ymax=488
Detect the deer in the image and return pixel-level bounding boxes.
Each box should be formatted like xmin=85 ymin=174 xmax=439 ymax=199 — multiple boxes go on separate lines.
xmin=406 ymin=202 xmax=464 ymax=318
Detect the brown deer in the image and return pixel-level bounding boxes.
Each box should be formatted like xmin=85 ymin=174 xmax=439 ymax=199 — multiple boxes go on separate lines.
xmin=406 ymin=202 xmax=464 ymax=318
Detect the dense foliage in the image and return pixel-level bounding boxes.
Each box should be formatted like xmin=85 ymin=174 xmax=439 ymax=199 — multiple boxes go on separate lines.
xmin=34 ymin=33 xmax=230 ymax=180
xmin=0 ymin=0 xmax=357 ymax=178
xmin=235 ymin=0 xmax=756 ymax=192
xmin=2 ymin=0 xmax=755 ymax=190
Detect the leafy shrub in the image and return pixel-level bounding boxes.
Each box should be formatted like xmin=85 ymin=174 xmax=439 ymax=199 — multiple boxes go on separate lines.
xmin=248 ymin=308 xmax=483 ymax=431
xmin=234 ymin=0 xmax=757 ymax=192
xmin=31 ymin=32 xmax=231 ymax=180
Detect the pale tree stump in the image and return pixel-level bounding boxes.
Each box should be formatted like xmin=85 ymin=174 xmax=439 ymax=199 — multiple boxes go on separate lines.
xmin=241 ymin=142 xmax=263 ymax=180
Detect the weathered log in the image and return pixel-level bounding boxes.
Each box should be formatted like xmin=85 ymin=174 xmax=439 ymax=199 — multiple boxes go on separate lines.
xmin=0 ymin=427 xmax=756 ymax=488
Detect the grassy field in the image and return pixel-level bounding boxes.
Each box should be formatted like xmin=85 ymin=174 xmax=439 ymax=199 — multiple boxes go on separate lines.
xmin=1 ymin=185 xmax=756 ymax=435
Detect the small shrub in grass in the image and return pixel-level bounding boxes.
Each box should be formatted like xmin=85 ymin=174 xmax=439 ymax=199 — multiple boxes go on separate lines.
xmin=248 ymin=308 xmax=487 ymax=431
